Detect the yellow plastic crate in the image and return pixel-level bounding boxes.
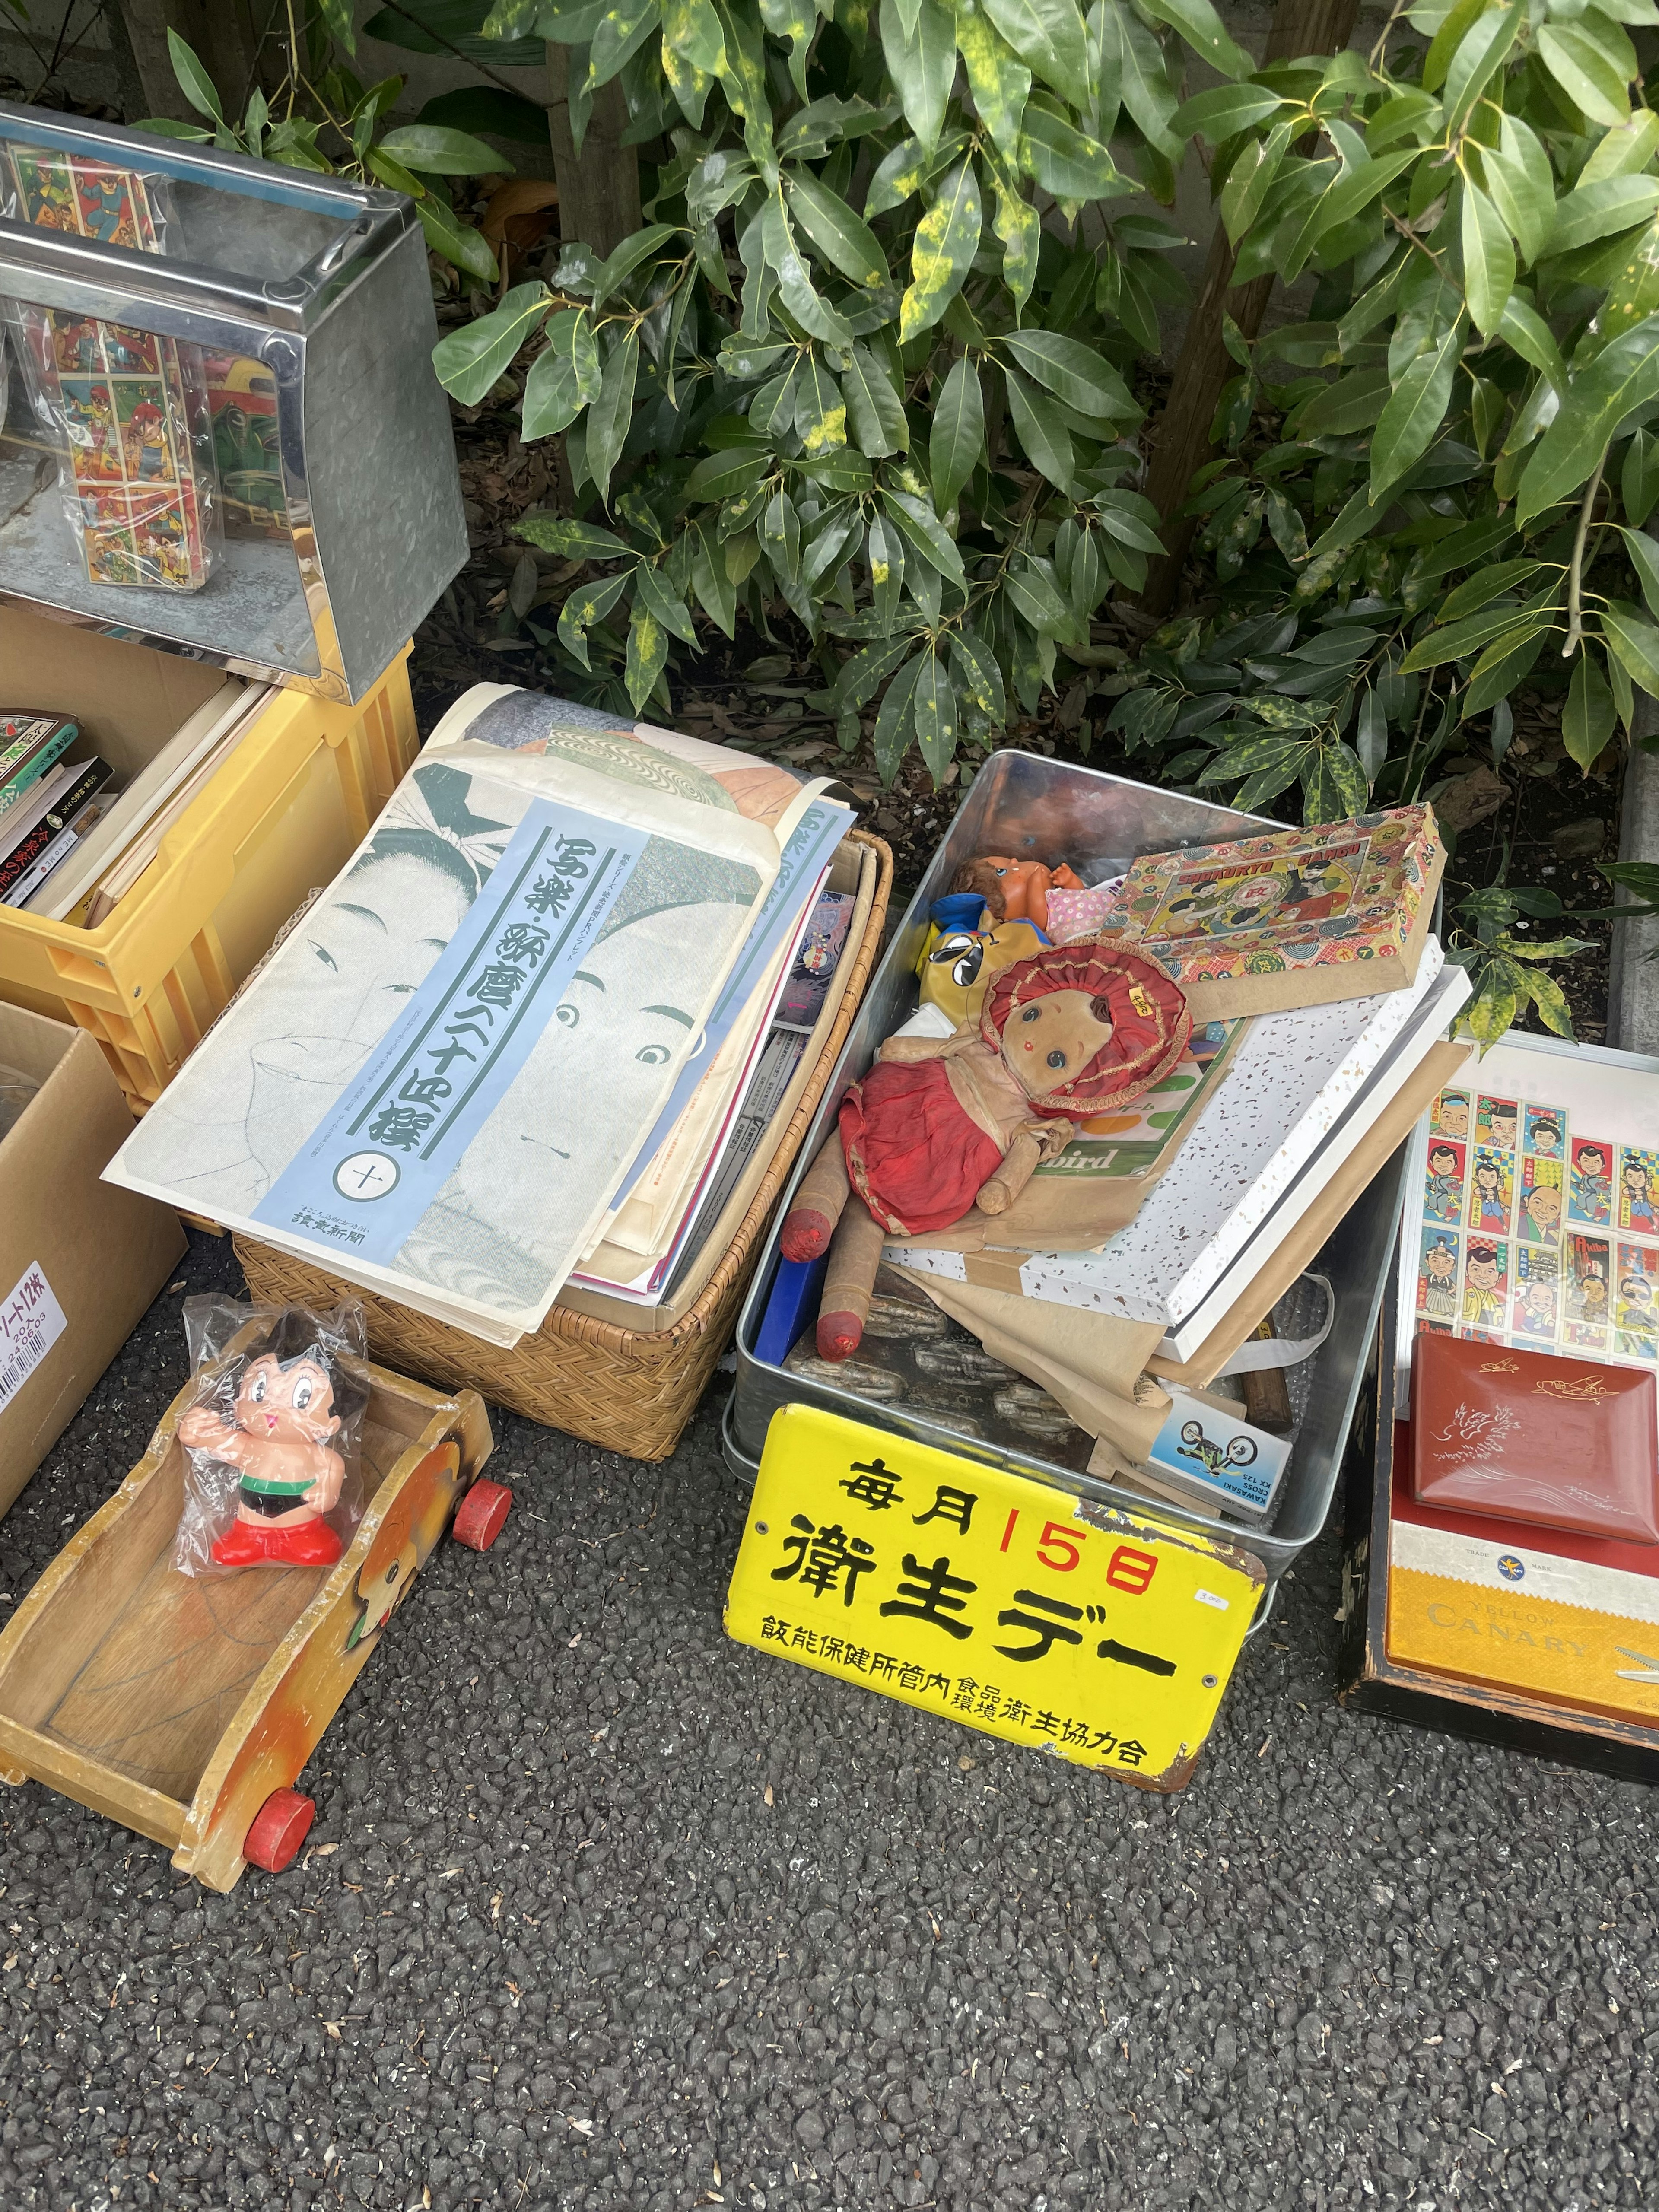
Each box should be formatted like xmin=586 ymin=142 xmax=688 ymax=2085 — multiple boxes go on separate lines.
xmin=0 ymin=606 xmax=417 ymax=1110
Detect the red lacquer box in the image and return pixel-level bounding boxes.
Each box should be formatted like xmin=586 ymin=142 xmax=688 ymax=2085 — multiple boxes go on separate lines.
xmin=1410 ymin=1332 xmax=1659 ymax=1545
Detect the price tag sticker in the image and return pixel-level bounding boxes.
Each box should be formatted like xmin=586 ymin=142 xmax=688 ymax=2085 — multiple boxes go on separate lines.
xmin=725 ymin=1404 xmax=1266 ymax=1789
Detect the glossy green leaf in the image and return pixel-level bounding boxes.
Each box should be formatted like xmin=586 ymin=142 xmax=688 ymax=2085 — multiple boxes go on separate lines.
xmin=883 ymin=488 xmax=967 ymax=587
xmin=413 ymin=195 xmax=500 ymax=282
xmin=1537 ymin=22 xmax=1633 ymax=127
xmin=841 ymin=342 xmax=909 ymax=457
xmin=1616 ymin=525 xmax=1659 ymax=619
xmin=431 ymin=283 xmax=550 ymax=404
xmin=948 ymin=628 xmax=1006 ymax=722
xmin=1370 ymin=314 xmax=1464 ymax=504
xmin=1517 ymin=315 xmax=1659 ymax=524
xmin=1004 ymin=553 xmax=1076 ymax=636
xmin=912 ymin=649 xmax=960 ymax=781
xmin=992 ymin=178 xmax=1041 ymax=311
xmin=1461 ymin=180 xmax=1514 ymax=340
xmin=954 ymin=6 xmax=1031 ymax=164
xmin=520 ymin=308 xmax=602 ymax=438
xmin=1497 ymin=294 xmax=1566 ymax=391
xmin=1139 ymin=0 xmax=1248 ymax=79
xmin=378 ymin=122 xmax=507 ymax=173
xmin=899 ymin=159 xmax=982 ymax=343
xmin=558 ymin=569 xmax=629 ymax=668
xmin=1294 ymin=365 xmax=1391 ymax=438
xmin=1481 ymin=114 xmax=1554 ymax=268
xmin=1114 ymin=3 xmax=1180 ymax=159
xmin=1019 ymin=106 xmax=1124 ymax=202
xmin=587 ymin=330 xmax=640 ymax=503
xmin=1442 ymin=0 xmax=1522 ymax=134
xmin=760 ymin=191 xmax=854 ymax=344
xmin=1302 ymin=740 xmax=1370 ymax=825
xmin=1564 ymin=646 xmax=1617 ymax=770
xmin=998 ymin=327 xmax=1128 ymax=417
xmin=625 ymin=600 xmax=671 ymax=710
xmin=1438 ymin=559 xmax=1548 ymax=624
xmin=881 ymin=0 xmax=957 ymax=150
xmin=1400 ymin=595 xmax=1555 ymax=672
xmin=873 ymin=652 xmax=924 ymax=783
xmin=793 ymin=351 xmax=849 ymax=456
xmin=1219 ymin=120 xmax=1293 ymax=247
xmin=931 ymin=355 xmax=985 ymax=515
xmin=586 ymin=0 xmax=662 ymax=88
xmin=632 ymin=559 xmax=700 ymax=646
xmin=982 ymin=0 xmax=1088 ymax=98
xmin=1170 ymin=84 xmax=1287 ymax=142
xmin=661 ymin=0 xmax=725 ymax=73
xmin=1545 ymin=176 xmax=1659 ymax=259
xmin=515 ymin=514 xmax=629 ymax=558
xmin=1624 ymin=427 xmax=1659 ymax=527
xmin=166 ymin=30 xmax=225 ymax=122
xmin=1602 ymin=601 xmax=1659 ymax=694
xmin=689 ymin=523 xmax=737 ymax=635
xmin=1005 ymin=363 xmax=1075 ymax=489
xmin=786 ymin=169 xmax=888 ymax=289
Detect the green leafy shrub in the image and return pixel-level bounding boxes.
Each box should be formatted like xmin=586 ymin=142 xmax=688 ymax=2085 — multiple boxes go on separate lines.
xmin=430 ymin=0 xmax=1255 ymax=770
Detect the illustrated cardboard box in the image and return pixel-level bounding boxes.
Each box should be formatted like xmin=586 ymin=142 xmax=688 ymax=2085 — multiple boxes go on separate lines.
xmin=1338 ymin=1270 xmax=1659 ymax=1785
xmin=0 ymin=1000 xmax=184 ymax=1516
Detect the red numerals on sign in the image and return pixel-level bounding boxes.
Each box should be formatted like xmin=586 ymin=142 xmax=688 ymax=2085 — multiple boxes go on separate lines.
xmin=1000 ymin=1508 xmax=1019 ymax=1553
xmin=1036 ymin=1521 xmax=1085 ymax=1572
xmin=1105 ymin=1545 xmax=1158 ymax=1595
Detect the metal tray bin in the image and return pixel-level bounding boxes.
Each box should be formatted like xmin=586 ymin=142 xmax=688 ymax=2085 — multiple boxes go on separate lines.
xmin=724 ymin=751 xmax=1407 ymax=1589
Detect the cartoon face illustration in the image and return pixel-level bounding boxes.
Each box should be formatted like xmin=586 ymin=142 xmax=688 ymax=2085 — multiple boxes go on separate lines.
xmin=345 ymin=1537 xmax=420 ymax=1653
xmin=1570 ymin=1141 xmax=1614 ymax=1225
xmin=1424 ymin=1141 xmax=1465 ymax=1222
xmin=1524 ymin=1109 xmax=1563 ymax=1158
xmin=1619 ymin=1149 xmax=1659 ymax=1231
xmin=1432 ymin=1092 xmax=1470 ymax=1141
xmin=1465 ymin=1246 xmax=1502 ymax=1295
xmin=1521 ymin=1181 xmax=1561 ymax=1242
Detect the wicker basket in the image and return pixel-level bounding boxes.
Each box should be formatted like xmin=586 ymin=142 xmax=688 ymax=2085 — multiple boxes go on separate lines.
xmin=236 ymin=830 xmax=891 ymax=1461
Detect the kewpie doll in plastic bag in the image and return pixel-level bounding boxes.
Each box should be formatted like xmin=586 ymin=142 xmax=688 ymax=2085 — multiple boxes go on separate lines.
xmin=175 ymin=1298 xmax=368 ymax=1575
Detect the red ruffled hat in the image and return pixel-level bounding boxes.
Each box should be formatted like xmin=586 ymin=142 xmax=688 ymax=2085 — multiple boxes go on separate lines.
xmin=981 ymin=941 xmax=1192 ymax=1119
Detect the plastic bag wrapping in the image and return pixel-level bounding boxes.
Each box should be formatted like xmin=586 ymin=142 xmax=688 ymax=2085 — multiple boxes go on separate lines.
xmin=173 ymin=1297 xmax=369 ymax=1580
xmin=0 ymin=143 xmax=221 ymax=593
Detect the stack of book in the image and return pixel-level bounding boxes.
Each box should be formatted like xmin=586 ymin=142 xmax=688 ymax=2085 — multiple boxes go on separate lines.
xmin=0 ymin=682 xmax=267 ymax=919
xmin=106 ymin=688 xmax=862 ymax=1350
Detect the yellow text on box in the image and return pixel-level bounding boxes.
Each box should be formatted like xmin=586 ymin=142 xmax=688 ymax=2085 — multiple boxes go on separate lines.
xmin=725 ymin=1404 xmax=1266 ymax=1789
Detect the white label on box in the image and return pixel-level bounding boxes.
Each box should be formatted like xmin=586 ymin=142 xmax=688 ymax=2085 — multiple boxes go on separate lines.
xmin=0 ymin=1261 xmax=68 ymax=1414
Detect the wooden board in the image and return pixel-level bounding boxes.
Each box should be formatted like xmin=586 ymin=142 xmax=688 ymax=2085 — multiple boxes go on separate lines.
xmin=0 ymin=1357 xmax=492 ymax=1888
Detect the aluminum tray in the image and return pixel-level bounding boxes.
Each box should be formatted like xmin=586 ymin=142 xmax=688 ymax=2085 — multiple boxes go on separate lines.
xmin=724 ymin=752 xmax=1406 ymax=1587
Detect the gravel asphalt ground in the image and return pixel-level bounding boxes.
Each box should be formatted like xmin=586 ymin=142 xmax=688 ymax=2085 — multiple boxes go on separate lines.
xmin=0 ymin=1230 xmax=1653 ymax=2212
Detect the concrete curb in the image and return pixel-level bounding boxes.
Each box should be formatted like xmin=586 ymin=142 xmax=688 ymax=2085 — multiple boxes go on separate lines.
xmin=1607 ymin=691 xmax=1659 ymax=1054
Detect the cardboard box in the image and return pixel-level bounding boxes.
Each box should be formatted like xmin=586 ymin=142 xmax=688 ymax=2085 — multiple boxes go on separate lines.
xmin=1338 ymin=1259 xmax=1659 ymax=1784
xmin=0 ymin=1001 xmax=185 ymax=1517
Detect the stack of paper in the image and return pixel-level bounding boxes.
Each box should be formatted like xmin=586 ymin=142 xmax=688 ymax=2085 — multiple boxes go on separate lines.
xmin=106 ymin=690 xmax=855 ymax=1349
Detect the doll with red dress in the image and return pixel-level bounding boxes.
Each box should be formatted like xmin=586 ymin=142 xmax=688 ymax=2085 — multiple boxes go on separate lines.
xmin=782 ymin=942 xmax=1191 ymax=1360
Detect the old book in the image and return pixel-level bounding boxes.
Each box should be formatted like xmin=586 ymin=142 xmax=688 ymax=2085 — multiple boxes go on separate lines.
xmin=1106 ymin=805 xmax=1445 ymax=1020
xmin=1411 ymin=1332 xmax=1659 ymax=1544
xmin=0 ymin=758 xmax=112 ymax=901
xmin=0 ymin=715 xmax=77 ymax=816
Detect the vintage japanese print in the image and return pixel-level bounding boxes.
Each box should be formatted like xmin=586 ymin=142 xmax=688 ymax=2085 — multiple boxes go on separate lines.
xmin=106 ymin=742 xmax=777 ymax=1341
xmin=1397 ymin=1034 xmax=1659 ymax=1395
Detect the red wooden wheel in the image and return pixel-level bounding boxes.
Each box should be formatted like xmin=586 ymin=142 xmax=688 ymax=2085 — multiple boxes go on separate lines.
xmin=244 ymin=1787 xmax=315 ymax=1873
xmin=452 ymin=1478 xmax=512 ymax=1552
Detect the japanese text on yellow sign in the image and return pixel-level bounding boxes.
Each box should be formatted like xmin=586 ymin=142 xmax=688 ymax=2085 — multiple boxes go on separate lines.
xmin=725 ymin=1405 xmax=1265 ymax=1787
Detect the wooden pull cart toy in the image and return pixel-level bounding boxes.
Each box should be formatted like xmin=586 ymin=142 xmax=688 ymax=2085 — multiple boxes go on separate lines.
xmin=0 ymin=1355 xmax=508 ymax=1891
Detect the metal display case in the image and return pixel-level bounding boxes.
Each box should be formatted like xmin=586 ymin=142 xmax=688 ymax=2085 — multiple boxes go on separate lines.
xmin=724 ymin=752 xmax=1407 ymax=1588
xmin=0 ymin=104 xmax=467 ymax=703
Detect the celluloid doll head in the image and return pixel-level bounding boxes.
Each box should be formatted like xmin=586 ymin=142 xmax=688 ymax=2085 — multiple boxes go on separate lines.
xmin=951 ymin=855 xmax=1082 ymax=930
xmin=981 ymin=944 xmax=1191 ymax=1119
xmin=232 ymin=1353 xmax=340 ymax=1446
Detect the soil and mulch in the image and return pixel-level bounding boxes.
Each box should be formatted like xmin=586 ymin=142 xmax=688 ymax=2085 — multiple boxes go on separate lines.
xmin=411 ymin=385 xmax=1624 ymax=1040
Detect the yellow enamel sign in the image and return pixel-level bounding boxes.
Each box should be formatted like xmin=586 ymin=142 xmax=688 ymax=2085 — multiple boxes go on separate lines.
xmin=725 ymin=1404 xmax=1265 ymax=1788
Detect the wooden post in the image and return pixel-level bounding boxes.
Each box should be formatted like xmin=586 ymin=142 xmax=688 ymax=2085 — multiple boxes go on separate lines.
xmin=1138 ymin=0 xmax=1362 ymax=617
xmin=544 ymin=42 xmax=643 ymax=260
